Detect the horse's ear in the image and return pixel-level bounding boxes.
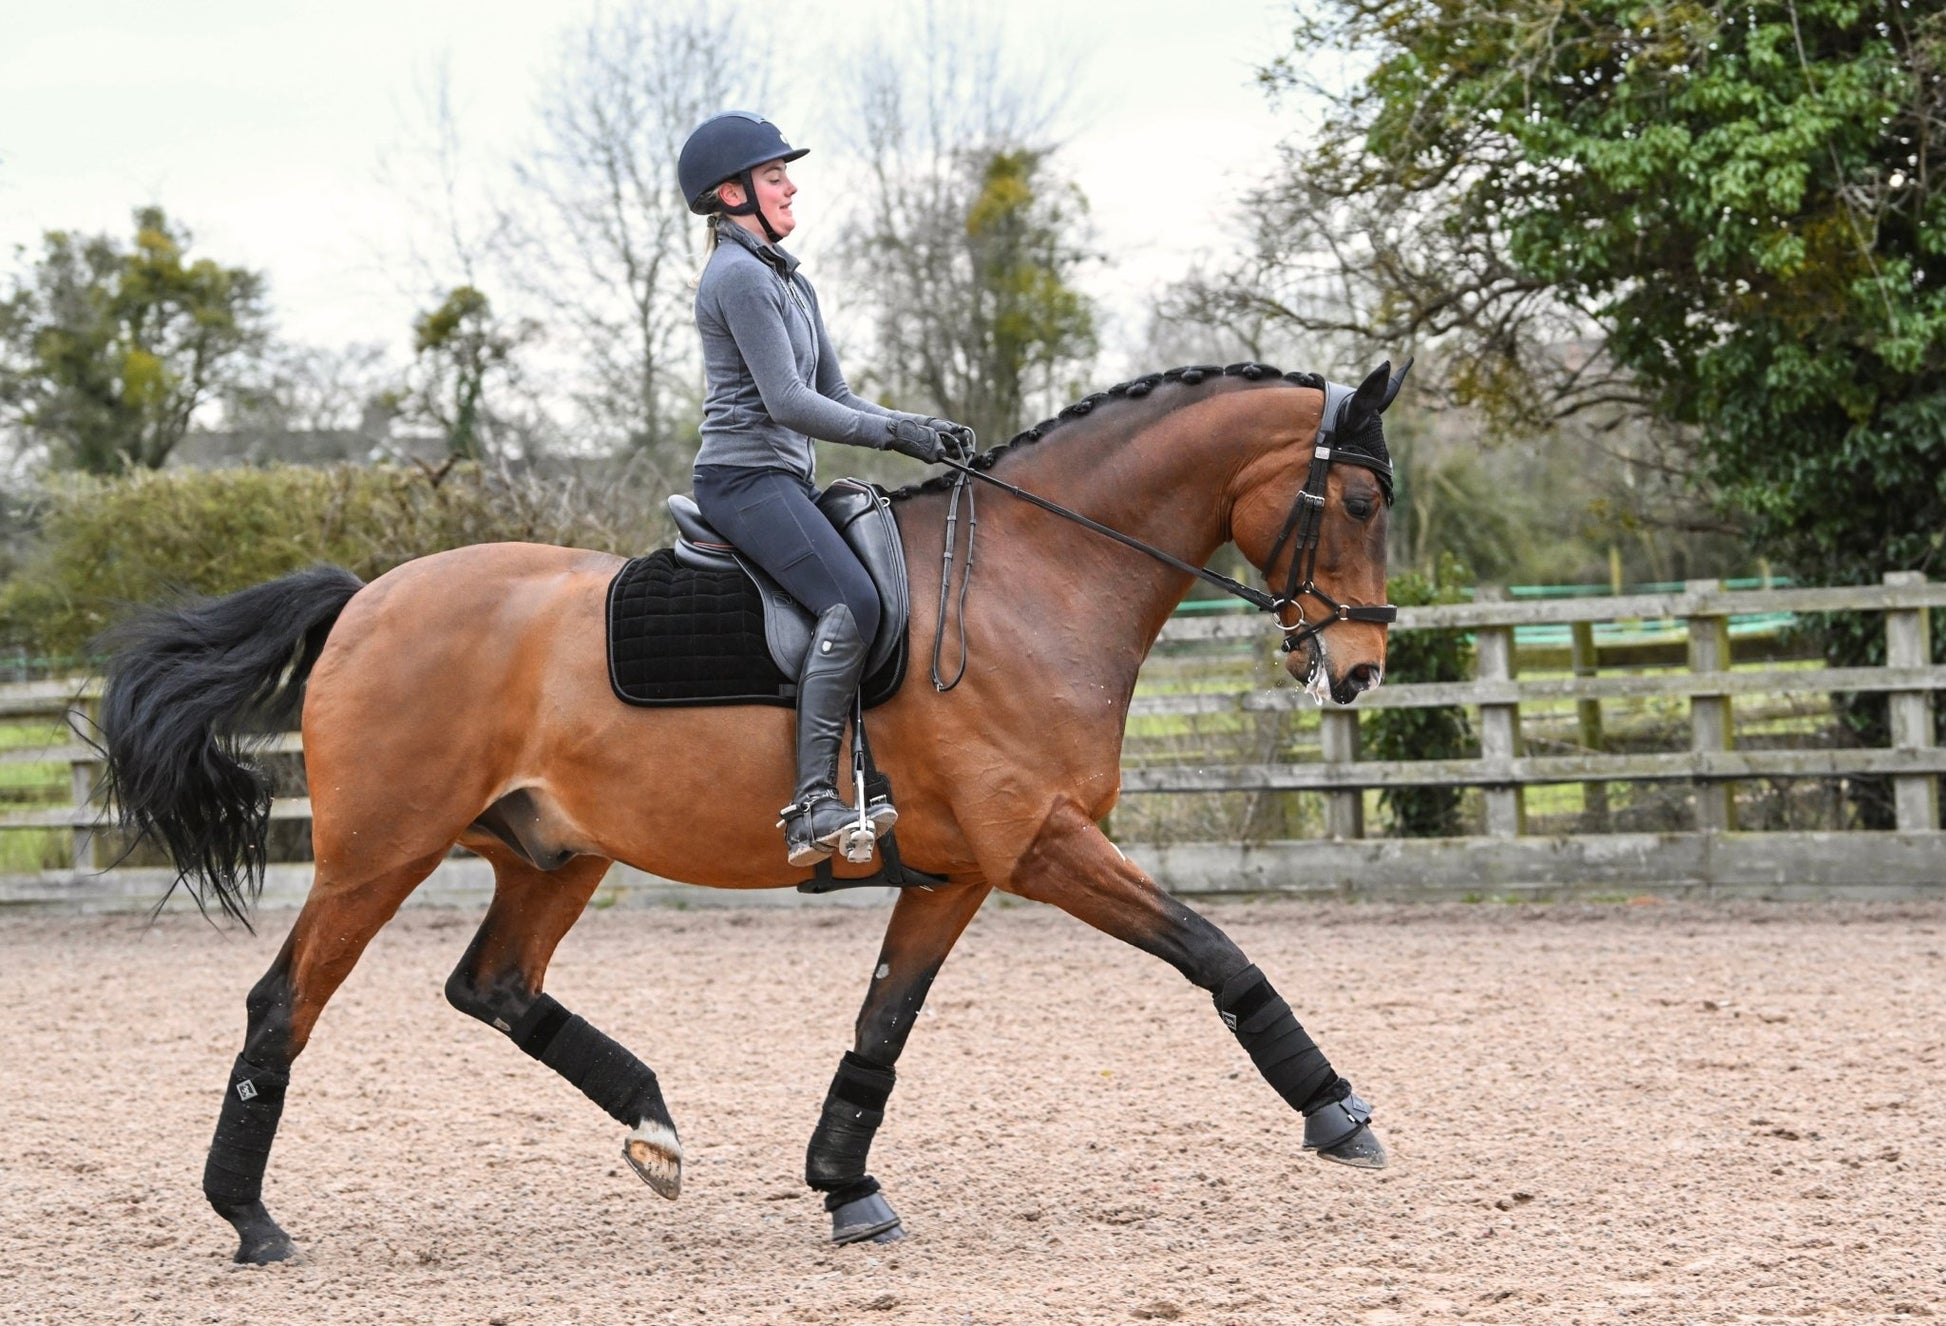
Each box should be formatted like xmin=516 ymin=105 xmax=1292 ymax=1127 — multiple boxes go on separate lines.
xmin=1380 ymin=356 xmax=1413 ymax=413
xmin=1339 ymin=360 xmax=1392 ymax=434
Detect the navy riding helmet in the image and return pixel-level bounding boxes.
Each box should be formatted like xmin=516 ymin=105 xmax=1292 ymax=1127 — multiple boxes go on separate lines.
xmin=678 ymin=111 xmax=808 ymax=232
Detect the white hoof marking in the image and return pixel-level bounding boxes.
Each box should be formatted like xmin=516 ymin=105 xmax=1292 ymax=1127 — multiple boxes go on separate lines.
xmin=623 ymin=1120 xmax=683 ymax=1200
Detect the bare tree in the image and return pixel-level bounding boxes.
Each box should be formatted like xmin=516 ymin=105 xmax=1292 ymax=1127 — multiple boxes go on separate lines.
xmin=834 ymin=3 xmax=1097 ymax=447
xmin=379 ymin=61 xmax=552 ymax=462
xmin=221 ymin=341 xmax=398 ymax=435
xmin=502 ymin=1 xmax=769 ymax=483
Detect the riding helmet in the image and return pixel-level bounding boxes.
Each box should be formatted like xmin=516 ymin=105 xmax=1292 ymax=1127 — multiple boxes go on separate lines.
xmin=678 ymin=111 xmax=809 ymax=215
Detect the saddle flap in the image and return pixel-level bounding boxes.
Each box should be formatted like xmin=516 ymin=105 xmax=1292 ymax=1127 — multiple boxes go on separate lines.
xmin=816 ymin=479 xmax=909 ymax=681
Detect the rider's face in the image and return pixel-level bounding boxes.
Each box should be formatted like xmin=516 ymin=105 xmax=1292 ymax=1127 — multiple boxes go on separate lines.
xmin=723 ymin=160 xmax=797 ymax=240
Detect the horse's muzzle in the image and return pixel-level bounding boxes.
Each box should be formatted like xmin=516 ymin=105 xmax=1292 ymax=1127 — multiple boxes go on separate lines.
xmin=1332 ymin=662 xmax=1383 ymax=704
xmin=1287 ymin=638 xmax=1383 ymax=705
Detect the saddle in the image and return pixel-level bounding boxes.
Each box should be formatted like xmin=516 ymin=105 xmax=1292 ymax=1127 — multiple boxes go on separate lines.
xmin=605 ymin=478 xmax=910 ymax=709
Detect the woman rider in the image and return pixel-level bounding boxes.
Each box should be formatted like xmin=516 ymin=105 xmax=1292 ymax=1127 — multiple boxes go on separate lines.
xmin=678 ymin=111 xmax=973 ymax=868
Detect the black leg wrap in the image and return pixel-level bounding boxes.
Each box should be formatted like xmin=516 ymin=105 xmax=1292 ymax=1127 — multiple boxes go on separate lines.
xmin=204 ymin=1055 xmax=290 ymax=1209
xmin=1214 ymin=965 xmax=1343 ymax=1117
xmin=822 ymin=1177 xmax=882 ymax=1212
xmin=511 ymin=993 xmax=663 ymax=1127
xmin=805 ymin=1051 xmax=896 ymax=1193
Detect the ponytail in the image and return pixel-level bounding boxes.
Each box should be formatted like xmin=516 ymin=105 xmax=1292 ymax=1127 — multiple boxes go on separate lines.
xmin=690 ymin=202 xmax=726 ymax=289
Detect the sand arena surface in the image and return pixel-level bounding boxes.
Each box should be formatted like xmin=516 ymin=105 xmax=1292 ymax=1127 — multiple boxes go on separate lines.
xmin=1 ymin=897 xmax=1942 ymax=1325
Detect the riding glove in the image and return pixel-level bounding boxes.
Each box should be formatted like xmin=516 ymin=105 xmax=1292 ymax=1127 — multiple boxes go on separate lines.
xmin=884 ymin=416 xmax=956 ymax=464
xmin=924 ymin=417 xmax=977 ymax=462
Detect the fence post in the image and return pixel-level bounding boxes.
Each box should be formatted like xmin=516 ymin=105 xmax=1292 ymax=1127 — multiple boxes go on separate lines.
xmin=1571 ymin=620 xmax=1609 ymax=830
xmin=1475 ymin=588 xmax=1524 ymax=837
xmin=1884 ymin=570 xmax=1938 ymax=832
xmin=1320 ymin=709 xmax=1363 ymax=839
xmin=1686 ymin=579 xmax=1736 ymax=832
xmin=65 ymin=699 xmax=95 ymax=873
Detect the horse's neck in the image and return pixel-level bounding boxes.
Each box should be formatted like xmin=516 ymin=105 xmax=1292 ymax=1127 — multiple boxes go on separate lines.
xmin=993 ymin=397 xmax=1266 ymax=652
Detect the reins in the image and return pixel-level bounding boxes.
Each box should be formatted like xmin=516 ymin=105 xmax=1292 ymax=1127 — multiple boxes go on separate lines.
xmin=926 ymin=431 xmax=1398 ymax=691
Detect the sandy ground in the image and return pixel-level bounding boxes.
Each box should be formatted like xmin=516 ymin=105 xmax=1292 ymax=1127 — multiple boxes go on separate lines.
xmin=1 ymin=895 xmax=1942 ymax=1326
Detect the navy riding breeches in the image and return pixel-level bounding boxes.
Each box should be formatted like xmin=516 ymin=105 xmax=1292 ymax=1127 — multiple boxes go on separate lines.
xmin=692 ymin=464 xmax=882 ymax=646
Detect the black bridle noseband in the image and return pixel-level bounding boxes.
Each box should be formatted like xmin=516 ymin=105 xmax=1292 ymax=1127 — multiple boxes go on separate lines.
xmin=928 ymin=381 xmax=1398 ymax=689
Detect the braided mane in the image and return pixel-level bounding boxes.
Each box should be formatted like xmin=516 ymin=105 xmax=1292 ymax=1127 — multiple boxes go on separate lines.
xmin=887 ymin=361 xmax=1373 ymax=501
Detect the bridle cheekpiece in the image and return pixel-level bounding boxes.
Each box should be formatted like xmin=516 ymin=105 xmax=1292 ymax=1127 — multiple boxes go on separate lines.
xmin=1259 ymin=377 xmax=1398 ymax=655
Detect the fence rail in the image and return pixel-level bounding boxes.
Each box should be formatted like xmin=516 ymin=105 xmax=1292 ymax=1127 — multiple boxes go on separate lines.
xmin=2 ymin=573 xmax=1941 ymax=906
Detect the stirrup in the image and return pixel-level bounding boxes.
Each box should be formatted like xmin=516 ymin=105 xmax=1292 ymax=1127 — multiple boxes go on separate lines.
xmin=780 ymin=794 xmax=874 ymax=868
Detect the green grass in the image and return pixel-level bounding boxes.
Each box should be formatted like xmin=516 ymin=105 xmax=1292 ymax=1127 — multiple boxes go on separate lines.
xmin=1 ymin=716 xmax=80 ymax=872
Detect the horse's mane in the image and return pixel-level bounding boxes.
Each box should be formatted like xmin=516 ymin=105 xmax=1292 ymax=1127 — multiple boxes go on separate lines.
xmin=887 ymin=361 xmax=1392 ymax=501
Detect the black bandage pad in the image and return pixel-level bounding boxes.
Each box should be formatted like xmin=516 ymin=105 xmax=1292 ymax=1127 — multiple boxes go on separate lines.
xmin=1213 ymin=965 xmax=1346 ymax=1116
xmin=204 ymin=1055 xmax=290 ymax=1208
xmin=510 ymin=994 xmax=664 ymax=1127
xmin=806 ymin=1051 xmax=896 ymax=1205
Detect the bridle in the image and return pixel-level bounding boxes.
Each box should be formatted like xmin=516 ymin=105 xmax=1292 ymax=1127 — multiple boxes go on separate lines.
xmin=928 ymin=379 xmax=1398 ymax=688
xmin=1257 ymin=427 xmax=1399 ymax=656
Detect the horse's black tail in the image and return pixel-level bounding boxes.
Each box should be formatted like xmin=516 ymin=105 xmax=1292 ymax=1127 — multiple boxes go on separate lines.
xmin=94 ymin=566 xmax=365 ymax=928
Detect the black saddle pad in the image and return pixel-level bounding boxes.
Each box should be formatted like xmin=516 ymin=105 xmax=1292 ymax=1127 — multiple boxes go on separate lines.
xmin=605 ymin=549 xmax=906 ymax=708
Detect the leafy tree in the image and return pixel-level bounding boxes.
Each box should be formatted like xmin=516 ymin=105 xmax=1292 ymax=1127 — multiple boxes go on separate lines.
xmin=0 ymin=207 xmax=270 ymax=472
xmin=406 ymin=285 xmax=535 ymax=460
xmin=1267 ymin=0 xmax=1944 ymax=588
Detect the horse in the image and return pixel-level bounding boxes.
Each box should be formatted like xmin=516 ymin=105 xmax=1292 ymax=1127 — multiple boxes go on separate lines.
xmin=96 ymin=360 xmax=1406 ymax=1263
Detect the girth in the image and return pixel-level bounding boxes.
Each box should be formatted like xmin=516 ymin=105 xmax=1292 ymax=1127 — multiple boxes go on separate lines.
xmin=665 ymin=478 xmax=910 ymax=683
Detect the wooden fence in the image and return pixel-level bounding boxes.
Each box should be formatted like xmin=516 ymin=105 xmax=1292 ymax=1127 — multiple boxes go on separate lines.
xmin=2 ymin=573 xmax=1941 ymax=908
xmin=1119 ymin=572 xmax=1943 ymax=898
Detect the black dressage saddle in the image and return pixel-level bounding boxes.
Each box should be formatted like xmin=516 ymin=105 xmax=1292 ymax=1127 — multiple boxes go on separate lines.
xmin=604 ymin=478 xmax=910 ymax=708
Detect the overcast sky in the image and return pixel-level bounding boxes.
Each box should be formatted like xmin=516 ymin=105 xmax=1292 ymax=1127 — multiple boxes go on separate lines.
xmin=0 ymin=0 xmax=1308 ymax=375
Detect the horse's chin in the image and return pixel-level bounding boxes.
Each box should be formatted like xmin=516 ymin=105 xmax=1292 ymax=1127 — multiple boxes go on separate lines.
xmin=1286 ymin=640 xmax=1333 ymax=705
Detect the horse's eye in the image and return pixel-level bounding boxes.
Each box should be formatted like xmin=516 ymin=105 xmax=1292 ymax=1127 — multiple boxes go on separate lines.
xmin=1344 ymin=496 xmax=1374 ymax=521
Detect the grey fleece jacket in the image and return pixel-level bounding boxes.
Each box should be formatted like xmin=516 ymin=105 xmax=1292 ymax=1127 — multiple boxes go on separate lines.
xmin=693 ymin=220 xmax=907 ymax=481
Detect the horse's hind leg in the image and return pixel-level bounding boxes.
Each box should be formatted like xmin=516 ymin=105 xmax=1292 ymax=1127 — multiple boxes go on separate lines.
xmin=1001 ymin=803 xmax=1385 ymax=1167
xmin=206 ymin=847 xmax=450 ymax=1264
xmin=442 ymin=849 xmax=684 ymax=1198
xmin=807 ymin=879 xmax=993 ymax=1244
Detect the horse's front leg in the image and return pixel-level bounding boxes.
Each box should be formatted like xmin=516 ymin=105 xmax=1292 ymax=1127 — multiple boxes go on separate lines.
xmin=807 ymin=878 xmax=993 ymax=1244
xmin=1004 ymin=801 xmax=1385 ymax=1166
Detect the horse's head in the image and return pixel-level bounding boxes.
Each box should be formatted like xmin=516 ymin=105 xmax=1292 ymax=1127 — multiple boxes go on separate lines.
xmin=1232 ymin=360 xmax=1407 ymax=705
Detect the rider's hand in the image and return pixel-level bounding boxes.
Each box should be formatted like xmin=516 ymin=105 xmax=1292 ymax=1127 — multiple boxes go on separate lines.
xmin=924 ymin=417 xmax=977 ymax=462
xmin=884 ymin=416 xmax=953 ymax=464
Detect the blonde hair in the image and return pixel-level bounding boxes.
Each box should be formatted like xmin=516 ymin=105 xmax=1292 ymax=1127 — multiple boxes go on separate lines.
xmin=690 ymin=196 xmax=727 ymax=288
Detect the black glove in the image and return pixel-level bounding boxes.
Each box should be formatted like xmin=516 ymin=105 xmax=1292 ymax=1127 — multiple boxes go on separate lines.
xmin=884 ymin=416 xmax=952 ymax=464
xmin=924 ymin=417 xmax=977 ymax=461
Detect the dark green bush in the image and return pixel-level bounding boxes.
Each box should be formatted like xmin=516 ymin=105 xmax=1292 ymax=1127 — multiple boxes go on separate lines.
xmin=0 ymin=461 xmax=670 ymax=658
xmin=1365 ymin=553 xmax=1474 ymax=836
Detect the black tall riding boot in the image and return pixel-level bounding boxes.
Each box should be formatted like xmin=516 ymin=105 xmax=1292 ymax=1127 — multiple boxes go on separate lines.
xmin=782 ymin=605 xmax=872 ymax=867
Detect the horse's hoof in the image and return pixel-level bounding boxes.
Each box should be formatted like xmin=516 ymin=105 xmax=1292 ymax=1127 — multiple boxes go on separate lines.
xmin=215 ymin=1200 xmax=296 ymax=1264
xmin=623 ymin=1120 xmax=683 ymax=1199
xmin=1303 ymin=1088 xmax=1386 ymax=1168
xmin=1315 ymin=1125 xmax=1388 ymax=1169
xmin=830 ymin=1191 xmax=903 ymax=1245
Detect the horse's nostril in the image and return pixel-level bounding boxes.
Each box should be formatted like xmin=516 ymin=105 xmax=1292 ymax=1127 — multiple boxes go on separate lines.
xmin=1345 ymin=663 xmax=1381 ymax=693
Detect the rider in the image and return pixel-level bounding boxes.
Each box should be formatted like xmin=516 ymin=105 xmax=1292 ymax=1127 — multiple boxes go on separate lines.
xmin=678 ymin=111 xmax=973 ymax=868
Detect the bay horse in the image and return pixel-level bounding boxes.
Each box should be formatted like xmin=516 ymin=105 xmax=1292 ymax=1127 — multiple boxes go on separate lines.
xmin=98 ymin=361 xmax=1405 ymax=1263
